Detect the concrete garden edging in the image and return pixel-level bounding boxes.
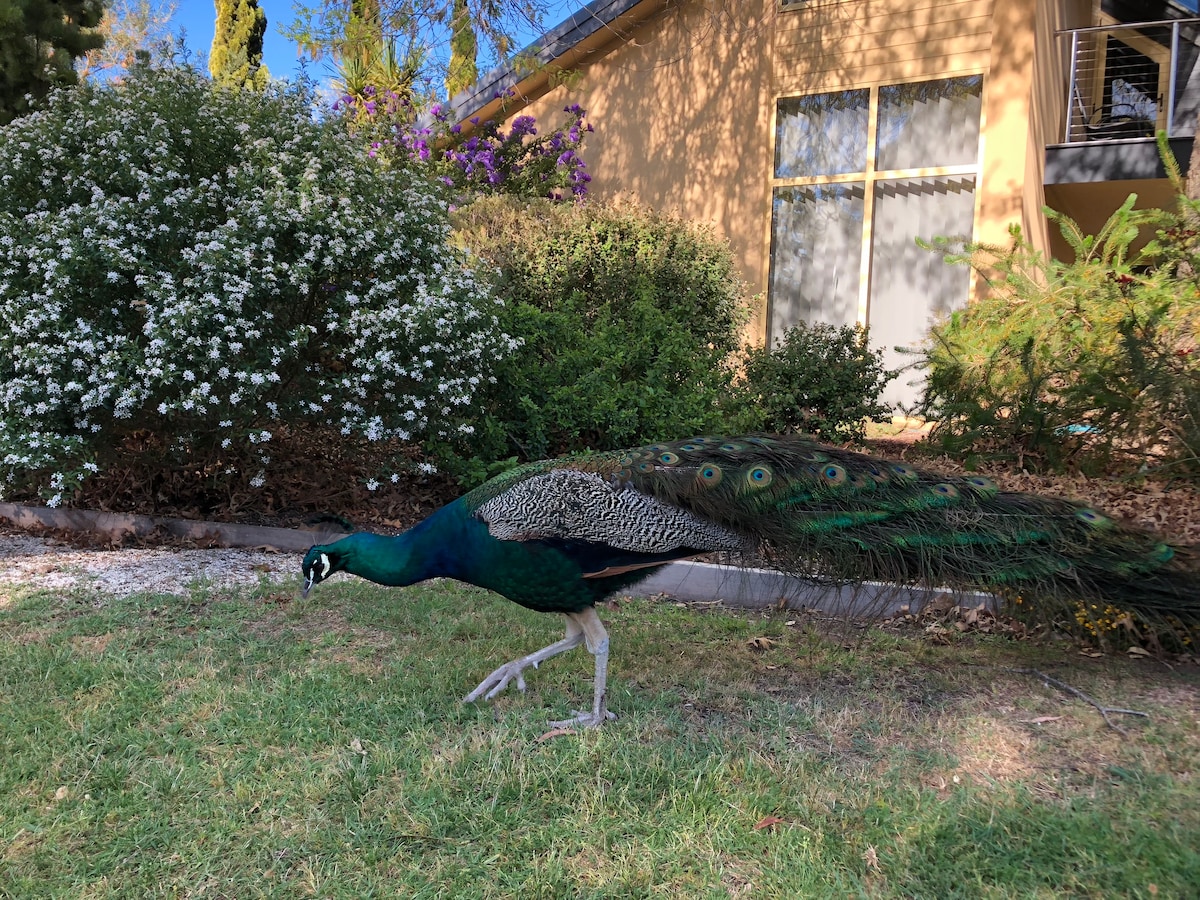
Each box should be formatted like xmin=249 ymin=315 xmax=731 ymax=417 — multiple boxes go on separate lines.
xmin=0 ymin=502 xmax=995 ymax=614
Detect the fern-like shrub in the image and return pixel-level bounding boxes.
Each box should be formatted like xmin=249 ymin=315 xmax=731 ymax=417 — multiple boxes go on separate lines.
xmin=920 ymin=180 xmax=1200 ymax=475
xmin=729 ymin=323 xmax=897 ymax=443
xmin=0 ymin=66 xmax=513 ymax=505
xmin=451 ymin=197 xmax=748 ymax=469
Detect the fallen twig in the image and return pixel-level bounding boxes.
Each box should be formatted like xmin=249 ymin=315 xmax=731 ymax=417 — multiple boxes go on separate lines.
xmin=1007 ymin=667 xmax=1150 ymax=734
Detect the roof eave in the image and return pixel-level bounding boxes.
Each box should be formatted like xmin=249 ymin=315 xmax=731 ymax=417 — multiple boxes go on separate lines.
xmin=445 ymin=0 xmax=663 ymax=126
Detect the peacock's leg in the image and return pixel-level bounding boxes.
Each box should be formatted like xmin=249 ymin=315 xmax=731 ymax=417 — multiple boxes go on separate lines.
xmin=463 ymin=614 xmax=585 ymax=704
xmin=549 ymin=606 xmax=617 ymax=729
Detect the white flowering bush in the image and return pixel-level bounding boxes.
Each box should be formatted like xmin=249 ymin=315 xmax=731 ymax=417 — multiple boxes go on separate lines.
xmin=0 ymin=66 xmax=514 ymax=506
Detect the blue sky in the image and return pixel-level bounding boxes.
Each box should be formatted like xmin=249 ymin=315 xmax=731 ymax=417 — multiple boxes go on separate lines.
xmin=170 ymin=2 xmax=582 ymax=88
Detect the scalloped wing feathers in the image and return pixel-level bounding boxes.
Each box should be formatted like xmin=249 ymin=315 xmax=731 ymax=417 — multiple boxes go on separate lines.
xmin=475 ymin=468 xmax=746 ymax=554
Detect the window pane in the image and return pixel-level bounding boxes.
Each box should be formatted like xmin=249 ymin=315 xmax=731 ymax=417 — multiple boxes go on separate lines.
xmin=867 ymin=176 xmax=976 ymax=408
xmin=769 ymin=182 xmax=865 ymax=338
xmin=775 ymin=90 xmax=870 ymax=178
xmin=876 ymin=76 xmax=983 ymax=171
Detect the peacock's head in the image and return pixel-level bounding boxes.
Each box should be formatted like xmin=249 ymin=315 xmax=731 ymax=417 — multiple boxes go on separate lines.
xmin=301 ymin=543 xmax=348 ymax=597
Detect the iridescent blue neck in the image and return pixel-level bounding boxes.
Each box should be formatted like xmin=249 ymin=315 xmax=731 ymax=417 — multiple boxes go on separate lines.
xmin=340 ymin=503 xmax=470 ymax=586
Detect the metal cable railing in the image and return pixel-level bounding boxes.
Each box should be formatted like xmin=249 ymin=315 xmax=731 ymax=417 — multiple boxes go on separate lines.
xmin=1061 ymin=18 xmax=1200 ymax=143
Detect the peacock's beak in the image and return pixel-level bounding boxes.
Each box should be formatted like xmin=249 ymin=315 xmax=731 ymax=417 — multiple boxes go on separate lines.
xmin=302 ymin=572 xmax=315 ymax=598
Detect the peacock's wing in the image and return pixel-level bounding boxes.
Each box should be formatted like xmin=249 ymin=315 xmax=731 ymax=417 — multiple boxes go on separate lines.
xmin=471 ymin=466 xmax=746 ymax=558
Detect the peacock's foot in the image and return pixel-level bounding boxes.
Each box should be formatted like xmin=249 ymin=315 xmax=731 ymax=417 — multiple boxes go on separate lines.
xmin=463 ymin=658 xmax=536 ymax=704
xmin=549 ymin=709 xmax=617 ymax=729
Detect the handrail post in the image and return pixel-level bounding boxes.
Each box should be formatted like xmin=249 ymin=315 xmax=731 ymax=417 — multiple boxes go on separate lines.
xmin=1168 ymin=20 xmax=1180 ymax=137
xmin=1065 ymin=29 xmax=1080 ymax=142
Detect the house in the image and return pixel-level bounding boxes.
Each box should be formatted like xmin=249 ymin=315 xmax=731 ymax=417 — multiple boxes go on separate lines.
xmin=447 ymin=0 xmax=1200 ymax=408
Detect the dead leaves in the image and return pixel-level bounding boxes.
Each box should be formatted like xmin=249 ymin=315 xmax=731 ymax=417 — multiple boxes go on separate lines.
xmin=885 ymin=603 xmax=1030 ymax=643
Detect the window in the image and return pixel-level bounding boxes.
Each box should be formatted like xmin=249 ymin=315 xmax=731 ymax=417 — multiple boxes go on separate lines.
xmin=768 ymin=75 xmax=983 ymax=408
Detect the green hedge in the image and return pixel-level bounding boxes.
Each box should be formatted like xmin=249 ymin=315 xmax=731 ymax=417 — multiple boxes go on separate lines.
xmin=451 ymin=197 xmax=749 ymax=470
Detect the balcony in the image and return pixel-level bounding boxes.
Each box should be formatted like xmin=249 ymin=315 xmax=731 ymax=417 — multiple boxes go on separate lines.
xmin=1047 ymin=17 xmax=1200 ymax=184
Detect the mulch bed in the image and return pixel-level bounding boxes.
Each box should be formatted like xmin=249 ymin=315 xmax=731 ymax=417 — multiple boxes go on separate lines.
xmin=5 ymin=431 xmax=1199 ymax=548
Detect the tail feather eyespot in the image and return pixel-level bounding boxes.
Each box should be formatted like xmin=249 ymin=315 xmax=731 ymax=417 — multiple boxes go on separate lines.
xmin=697 ymin=464 xmax=723 ymax=487
xmin=745 ymin=465 xmax=773 ymax=488
xmin=658 ymin=451 xmax=680 ymax=465
xmin=964 ymin=476 xmax=997 ymax=497
xmin=892 ymin=464 xmax=919 ymax=483
xmin=1075 ymin=508 xmax=1111 ymax=528
xmin=821 ymin=464 xmax=847 ymax=486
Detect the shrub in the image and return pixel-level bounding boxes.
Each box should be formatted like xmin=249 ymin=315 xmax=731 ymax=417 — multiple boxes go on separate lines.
xmin=919 ymin=182 xmax=1200 ymax=476
xmin=451 ymin=196 xmax=748 ymax=468
xmin=336 ymin=88 xmax=593 ymax=202
xmin=730 ymin=323 xmax=897 ymax=443
xmin=0 ymin=65 xmax=513 ymax=506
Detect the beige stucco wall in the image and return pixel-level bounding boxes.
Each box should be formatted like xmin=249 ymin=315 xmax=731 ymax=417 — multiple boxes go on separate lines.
xmin=471 ymin=0 xmax=1051 ymax=344
xmin=512 ymin=1 xmax=773 ymax=306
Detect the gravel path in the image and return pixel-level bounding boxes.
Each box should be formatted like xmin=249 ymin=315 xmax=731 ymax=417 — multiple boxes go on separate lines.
xmin=0 ymin=532 xmax=297 ymax=598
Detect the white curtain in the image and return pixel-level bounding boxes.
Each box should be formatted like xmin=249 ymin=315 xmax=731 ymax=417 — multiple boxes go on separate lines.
xmin=868 ymin=176 xmax=976 ymax=408
xmin=875 ymin=77 xmax=983 ymax=171
xmin=769 ymin=182 xmax=865 ymax=338
xmin=774 ymin=89 xmax=870 ymax=178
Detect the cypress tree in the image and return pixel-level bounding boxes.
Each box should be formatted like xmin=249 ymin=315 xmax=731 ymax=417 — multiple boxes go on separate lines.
xmin=209 ymin=0 xmax=269 ymax=89
xmin=446 ymin=0 xmax=477 ymax=98
xmin=0 ymin=0 xmax=105 ymax=124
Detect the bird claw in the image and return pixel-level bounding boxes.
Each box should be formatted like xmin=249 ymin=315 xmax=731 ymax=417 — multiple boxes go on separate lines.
xmin=549 ymin=709 xmax=617 ymax=729
xmin=462 ymin=658 xmax=532 ymax=704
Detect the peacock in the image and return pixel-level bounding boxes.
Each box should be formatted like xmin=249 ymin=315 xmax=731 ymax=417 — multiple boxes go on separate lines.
xmin=301 ymin=434 xmax=1199 ymax=727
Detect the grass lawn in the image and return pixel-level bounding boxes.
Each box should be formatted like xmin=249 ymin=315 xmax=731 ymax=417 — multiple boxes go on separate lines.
xmin=1 ymin=574 xmax=1197 ymax=898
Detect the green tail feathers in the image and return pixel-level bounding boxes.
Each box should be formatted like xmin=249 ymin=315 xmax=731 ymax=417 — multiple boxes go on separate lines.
xmin=594 ymin=435 xmax=1198 ymax=628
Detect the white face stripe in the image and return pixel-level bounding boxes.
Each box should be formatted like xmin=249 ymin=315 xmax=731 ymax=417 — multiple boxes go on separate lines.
xmin=319 ymin=553 xmax=331 ymax=579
